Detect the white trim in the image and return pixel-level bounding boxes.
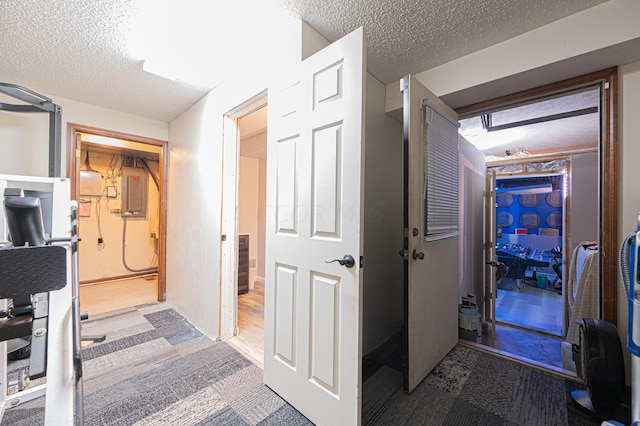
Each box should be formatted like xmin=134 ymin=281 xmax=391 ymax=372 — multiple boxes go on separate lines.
xmin=220 ymin=93 xmax=267 ymax=340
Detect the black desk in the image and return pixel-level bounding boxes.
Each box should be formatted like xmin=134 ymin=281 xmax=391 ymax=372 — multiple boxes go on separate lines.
xmin=496 ymin=248 xmax=551 ymax=280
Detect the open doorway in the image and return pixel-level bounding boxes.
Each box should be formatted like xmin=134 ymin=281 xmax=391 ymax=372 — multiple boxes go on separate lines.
xmin=457 ymin=69 xmax=613 ymax=374
xmin=67 ymin=124 xmax=168 ymax=315
xmin=220 ymin=95 xmax=267 ymax=368
xmin=493 ymin=172 xmax=566 ymax=336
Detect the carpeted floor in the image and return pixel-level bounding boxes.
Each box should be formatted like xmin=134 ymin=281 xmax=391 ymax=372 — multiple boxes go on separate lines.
xmin=2 ymin=303 xmax=602 ymax=425
xmin=362 ymin=334 xmax=600 ymax=426
xmin=1 ymin=302 xmax=310 ymax=425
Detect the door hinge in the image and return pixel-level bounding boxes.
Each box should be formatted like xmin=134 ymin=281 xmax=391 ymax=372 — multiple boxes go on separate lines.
xmin=76 ymin=148 xmax=81 ymax=158
xmin=400 ymin=77 xmax=408 ymax=93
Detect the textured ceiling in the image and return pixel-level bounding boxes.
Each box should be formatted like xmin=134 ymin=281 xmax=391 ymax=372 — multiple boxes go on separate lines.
xmin=0 ymin=0 xmax=607 ymax=122
xmin=282 ymin=0 xmax=607 ymax=84
xmin=460 ymin=87 xmax=599 ymax=156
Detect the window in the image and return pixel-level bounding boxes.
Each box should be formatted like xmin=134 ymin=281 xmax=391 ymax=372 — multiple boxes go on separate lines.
xmin=422 ymin=100 xmax=459 ymax=241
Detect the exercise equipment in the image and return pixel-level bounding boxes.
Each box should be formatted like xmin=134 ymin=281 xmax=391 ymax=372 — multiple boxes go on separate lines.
xmin=0 ymin=176 xmax=81 ymax=425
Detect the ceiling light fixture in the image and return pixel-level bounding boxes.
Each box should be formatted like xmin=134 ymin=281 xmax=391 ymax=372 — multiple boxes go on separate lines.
xmin=459 ymin=127 xmax=525 ymax=152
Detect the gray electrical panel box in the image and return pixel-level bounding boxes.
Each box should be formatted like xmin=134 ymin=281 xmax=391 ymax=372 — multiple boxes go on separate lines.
xmin=121 ymin=166 xmax=148 ymax=218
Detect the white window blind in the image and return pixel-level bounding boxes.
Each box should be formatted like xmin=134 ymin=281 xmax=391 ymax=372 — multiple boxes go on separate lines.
xmin=422 ymin=100 xmax=459 ymax=241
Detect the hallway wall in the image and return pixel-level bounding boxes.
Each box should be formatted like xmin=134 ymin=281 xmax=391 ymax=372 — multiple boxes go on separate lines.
xmin=0 ymin=94 xmax=168 ymax=177
xmin=166 ymin=12 xmax=302 ymax=337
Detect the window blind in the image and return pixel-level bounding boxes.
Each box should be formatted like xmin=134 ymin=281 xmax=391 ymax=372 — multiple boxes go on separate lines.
xmin=422 ymin=100 xmax=459 ymax=240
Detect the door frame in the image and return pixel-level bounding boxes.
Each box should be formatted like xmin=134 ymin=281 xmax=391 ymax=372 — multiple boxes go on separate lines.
xmin=488 ymin=169 xmax=569 ymax=335
xmin=219 ymin=91 xmax=267 ymax=340
xmin=457 ymin=67 xmax=618 ymax=324
xmin=66 ymin=123 xmax=168 ymax=300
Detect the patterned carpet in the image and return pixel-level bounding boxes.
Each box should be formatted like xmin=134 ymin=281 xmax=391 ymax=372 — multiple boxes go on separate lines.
xmin=2 ymin=303 xmax=601 ymax=425
xmin=1 ymin=303 xmax=310 ymax=425
xmin=362 ymin=334 xmax=600 ymax=426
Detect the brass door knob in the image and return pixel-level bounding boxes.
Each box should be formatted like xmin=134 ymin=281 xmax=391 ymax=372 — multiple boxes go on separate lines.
xmin=412 ymin=249 xmax=424 ymax=260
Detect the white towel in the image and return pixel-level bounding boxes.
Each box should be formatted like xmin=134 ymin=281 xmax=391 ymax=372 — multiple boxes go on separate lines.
xmin=565 ymin=242 xmax=599 ymax=345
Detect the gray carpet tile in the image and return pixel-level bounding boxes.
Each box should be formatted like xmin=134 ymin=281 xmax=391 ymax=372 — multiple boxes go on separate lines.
xmin=229 ymin=382 xmax=288 ymax=424
xmin=458 ymin=352 xmax=520 ymax=417
xmin=362 ymin=366 xmax=404 ymax=425
xmin=165 ymin=325 xmax=203 ymax=345
xmin=144 ymin=308 xmax=189 ymax=328
xmin=212 ymin=363 xmax=267 ymax=404
xmin=1 ymin=303 xmax=606 ymax=426
xmin=82 ymin=337 xmax=253 ymax=423
xmin=443 ymin=398 xmax=518 ymax=426
xmin=82 ymin=329 xmax=160 ymax=361
xmin=130 ymin=385 xmax=228 ymax=425
xmin=0 ymin=406 xmax=45 ymax=426
xmin=82 ymin=338 xmax=173 ymax=381
xmin=136 ymin=302 xmax=172 ymax=315
xmin=506 ymin=367 xmax=568 ymax=425
xmin=423 ymin=345 xmax=480 ymax=397
xmin=197 ymin=406 xmax=250 ymax=425
xmin=257 ymin=404 xmax=314 ymax=426
xmin=368 ymin=379 xmax=456 ymax=425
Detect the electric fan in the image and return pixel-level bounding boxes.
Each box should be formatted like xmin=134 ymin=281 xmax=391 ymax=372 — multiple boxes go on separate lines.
xmin=571 ymin=318 xmax=629 ymax=423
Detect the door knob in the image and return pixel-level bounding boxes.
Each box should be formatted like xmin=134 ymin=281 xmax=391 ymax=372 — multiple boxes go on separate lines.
xmin=326 ymin=254 xmax=356 ymax=268
xmin=412 ymin=249 xmax=424 ymax=260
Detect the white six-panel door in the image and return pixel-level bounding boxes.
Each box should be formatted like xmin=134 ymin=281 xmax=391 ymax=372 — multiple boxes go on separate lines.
xmin=264 ymin=27 xmax=365 ymax=426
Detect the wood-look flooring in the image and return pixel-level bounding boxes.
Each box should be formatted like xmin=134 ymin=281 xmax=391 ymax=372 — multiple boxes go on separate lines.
xmin=495 ymin=281 xmax=563 ymax=336
xmin=228 ymin=280 xmax=265 ymax=368
xmin=79 ymin=275 xmax=158 ymax=316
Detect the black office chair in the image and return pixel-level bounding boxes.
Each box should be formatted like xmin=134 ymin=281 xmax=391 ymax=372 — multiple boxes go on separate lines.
xmin=551 ymin=247 xmax=562 ymax=293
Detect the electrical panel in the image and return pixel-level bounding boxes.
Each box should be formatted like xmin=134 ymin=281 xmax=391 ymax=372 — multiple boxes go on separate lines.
xmin=121 ymin=166 xmax=148 ymax=218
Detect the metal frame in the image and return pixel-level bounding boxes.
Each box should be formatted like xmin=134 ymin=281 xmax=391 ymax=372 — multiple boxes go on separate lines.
xmin=0 ymin=175 xmax=77 ymax=424
xmin=0 ymin=82 xmax=62 ymax=178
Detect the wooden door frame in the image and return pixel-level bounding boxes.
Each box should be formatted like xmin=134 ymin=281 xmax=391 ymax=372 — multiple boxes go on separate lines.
xmin=219 ymin=91 xmax=267 ymax=340
xmin=66 ymin=123 xmax=168 ymax=301
xmin=456 ymin=67 xmax=618 ymax=324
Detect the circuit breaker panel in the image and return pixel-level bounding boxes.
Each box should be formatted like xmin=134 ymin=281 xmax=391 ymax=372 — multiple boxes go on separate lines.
xmin=121 ymin=166 xmax=148 ymax=218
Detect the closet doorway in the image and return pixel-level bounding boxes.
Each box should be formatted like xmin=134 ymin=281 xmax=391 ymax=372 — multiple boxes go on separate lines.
xmin=220 ymin=94 xmax=267 ymax=368
xmin=67 ymin=124 xmax=168 ymax=315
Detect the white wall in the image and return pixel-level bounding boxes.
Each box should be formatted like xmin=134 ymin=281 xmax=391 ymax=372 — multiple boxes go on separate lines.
xmin=458 ymin=136 xmax=486 ymax=314
xmin=239 ymin=155 xmax=259 ymax=285
xmin=362 ymin=73 xmax=403 ymax=355
xmin=568 ymin=152 xmax=598 ymax=255
xmin=239 ymin=129 xmax=267 ymax=283
xmin=0 ymin=94 xmax=168 ymax=177
xmin=166 ymin=12 xmax=301 ymax=338
xmin=258 ymin=156 xmax=266 ymax=279
xmin=618 ymin=61 xmax=640 ymax=380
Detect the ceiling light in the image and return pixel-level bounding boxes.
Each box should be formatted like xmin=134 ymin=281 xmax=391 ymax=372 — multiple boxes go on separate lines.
xmin=459 ymin=127 xmax=525 ymax=152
